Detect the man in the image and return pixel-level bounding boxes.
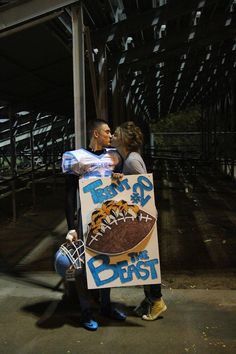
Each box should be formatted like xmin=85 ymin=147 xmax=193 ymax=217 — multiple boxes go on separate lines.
xmin=61 ymin=119 xmax=125 ymax=331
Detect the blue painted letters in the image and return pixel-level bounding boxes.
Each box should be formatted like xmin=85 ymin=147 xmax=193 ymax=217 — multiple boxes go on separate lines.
xmin=83 ymin=178 xmax=131 ymax=204
xmin=87 ymin=252 xmax=159 ymax=287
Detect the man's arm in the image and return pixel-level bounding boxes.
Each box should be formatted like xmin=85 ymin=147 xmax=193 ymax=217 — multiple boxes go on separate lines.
xmin=65 ymin=174 xmax=79 ymax=230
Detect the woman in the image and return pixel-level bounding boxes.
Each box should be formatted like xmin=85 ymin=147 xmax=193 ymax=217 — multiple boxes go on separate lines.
xmin=111 ymin=121 xmax=167 ymax=321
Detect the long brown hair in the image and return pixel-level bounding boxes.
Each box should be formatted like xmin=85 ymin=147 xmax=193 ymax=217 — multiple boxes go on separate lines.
xmin=118 ymin=121 xmax=143 ymax=153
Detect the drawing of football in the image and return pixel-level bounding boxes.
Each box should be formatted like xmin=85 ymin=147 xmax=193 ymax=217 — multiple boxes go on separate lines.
xmin=85 ymin=200 xmax=156 ymax=255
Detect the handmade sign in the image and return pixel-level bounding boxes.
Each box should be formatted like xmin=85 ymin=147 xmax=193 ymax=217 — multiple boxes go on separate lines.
xmin=79 ymin=174 xmax=161 ymax=289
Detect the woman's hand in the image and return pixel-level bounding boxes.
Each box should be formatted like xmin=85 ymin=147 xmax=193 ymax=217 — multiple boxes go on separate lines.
xmin=111 ymin=172 xmax=124 ymax=185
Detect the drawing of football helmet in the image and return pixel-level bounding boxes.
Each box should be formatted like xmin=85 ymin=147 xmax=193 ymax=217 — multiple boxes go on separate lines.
xmin=54 ymin=240 xmax=85 ymax=279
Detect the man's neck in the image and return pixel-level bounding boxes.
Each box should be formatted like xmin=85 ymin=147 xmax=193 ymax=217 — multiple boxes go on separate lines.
xmin=89 ymin=139 xmax=103 ymax=152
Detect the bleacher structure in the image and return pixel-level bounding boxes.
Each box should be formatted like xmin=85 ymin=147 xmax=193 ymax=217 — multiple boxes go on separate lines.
xmin=0 ymin=0 xmax=235 ymax=218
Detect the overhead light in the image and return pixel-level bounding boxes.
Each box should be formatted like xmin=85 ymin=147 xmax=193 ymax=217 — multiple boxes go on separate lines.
xmin=196 ymin=11 xmax=201 ymax=18
xmin=194 ymin=11 xmax=201 ymax=25
xmin=225 ymin=18 xmax=231 ymax=26
xmin=159 ymin=24 xmax=166 ymax=37
xmin=188 ymin=31 xmax=195 ymax=40
xmin=198 ymin=1 xmax=206 ymax=9
xmin=16 ymin=111 xmax=29 ymax=116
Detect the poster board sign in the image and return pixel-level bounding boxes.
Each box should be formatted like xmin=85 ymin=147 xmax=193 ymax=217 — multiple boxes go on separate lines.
xmin=79 ymin=173 xmax=161 ymax=289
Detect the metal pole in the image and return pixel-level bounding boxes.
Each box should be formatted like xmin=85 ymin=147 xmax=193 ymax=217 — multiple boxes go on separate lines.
xmin=84 ymin=26 xmax=99 ymax=119
xmin=0 ymin=10 xmax=63 ymax=39
xmin=97 ymin=46 xmax=108 ymax=121
xmin=51 ymin=115 xmax=57 ymax=190
xmin=71 ymin=3 xmax=86 ymax=149
xmin=30 ymin=114 xmax=36 ymax=208
xmin=9 ymin=106 xmax=17 ymax=222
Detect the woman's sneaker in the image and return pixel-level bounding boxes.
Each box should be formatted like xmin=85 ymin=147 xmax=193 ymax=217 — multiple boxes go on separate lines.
xmin=142 ymin=298 xmax=167 ymax=321
xmin=101 ymin=305 xmax=126 ymax=321
xmin=133 ymin=297 xmax=152 ymax=317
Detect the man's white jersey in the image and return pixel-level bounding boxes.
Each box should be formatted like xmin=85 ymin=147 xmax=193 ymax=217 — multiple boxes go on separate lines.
xmin=62 ymin=148 xmax=122 ymax=179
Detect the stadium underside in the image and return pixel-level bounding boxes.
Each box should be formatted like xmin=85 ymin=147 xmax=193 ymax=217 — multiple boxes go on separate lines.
xmin=0 ymin=0 xmax=235 ymax=219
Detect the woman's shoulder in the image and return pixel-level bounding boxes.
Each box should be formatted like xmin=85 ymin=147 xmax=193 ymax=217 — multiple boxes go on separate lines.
xmin=124 ymin=152 xmax=147 ymax=174
xmin=127 ymin=152 xmax=142 ymax=160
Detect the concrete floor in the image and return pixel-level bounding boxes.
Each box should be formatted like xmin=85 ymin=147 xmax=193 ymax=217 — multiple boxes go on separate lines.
xmin=0 ymin=272 xmax=236 ymax=354
xmin=0 ymin=171 xmax=236 ymax=353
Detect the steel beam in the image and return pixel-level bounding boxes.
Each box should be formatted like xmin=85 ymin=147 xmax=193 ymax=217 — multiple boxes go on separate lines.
xmin=92 ymin=0 xmax=220 ymax=45
xmin=84 ymin=26 xmax=99 ymax=119
xmin=0 ymin=0 xmax=79 ymax=33
xmin=71 ymin=3 xmax=86 ymax=149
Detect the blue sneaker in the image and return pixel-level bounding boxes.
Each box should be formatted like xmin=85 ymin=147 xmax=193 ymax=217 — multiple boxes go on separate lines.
xmin=101 ymin=306 xmax=126 ymax=321
xmin=81 ymin=310 xmax=98 ymax=331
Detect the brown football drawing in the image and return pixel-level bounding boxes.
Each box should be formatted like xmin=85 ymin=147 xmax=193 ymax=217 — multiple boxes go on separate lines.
xmin=85 ymin=200 xmax=156 ymax=255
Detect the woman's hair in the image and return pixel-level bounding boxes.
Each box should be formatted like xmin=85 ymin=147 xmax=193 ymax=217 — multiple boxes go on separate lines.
xmin=118 ymin=121 xmax=143 ymax=152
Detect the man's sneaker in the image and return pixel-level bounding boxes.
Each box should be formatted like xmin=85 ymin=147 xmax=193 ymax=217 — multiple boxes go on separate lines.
xmin=133 ymin=297 xmax=152 ymax=317
xmin=142 ymin=298 xmax=167 ymax=321
xmin=101 ymin=306 xmax=126 ymax=321
xmin=81 ymin=310 xmax=98 ymax=331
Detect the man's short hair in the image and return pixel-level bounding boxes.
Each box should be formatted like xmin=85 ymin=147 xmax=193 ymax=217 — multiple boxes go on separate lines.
xmin=87 ymin=119 xmax=108 ymax=139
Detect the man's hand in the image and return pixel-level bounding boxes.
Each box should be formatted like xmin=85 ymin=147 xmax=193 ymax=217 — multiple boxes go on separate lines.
xmin=71 ymin=162 xmax=90 ymax=176
xmin=66 ymin=229 xmax=78 ymax=242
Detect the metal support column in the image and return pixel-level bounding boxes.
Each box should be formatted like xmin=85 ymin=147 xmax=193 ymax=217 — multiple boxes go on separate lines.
xmin=201 ymin=105 xmax=206 ymax=160
xmin=9 ymin=106 xmax=17 ymax=222
xmin=230 ymin=79 xmax=235 ymax=179
xmin=97 ymin=45 xmax=108 ymax=121
xmin=112 ymin=69 xmax=121 ymax=129
xmin=84 ymin=26 xmax=99 ymax=119
xmin=71 ymin=3 xmax=86 ymax=149
xmin=29 ymin=114 xmax=36 ymax=208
